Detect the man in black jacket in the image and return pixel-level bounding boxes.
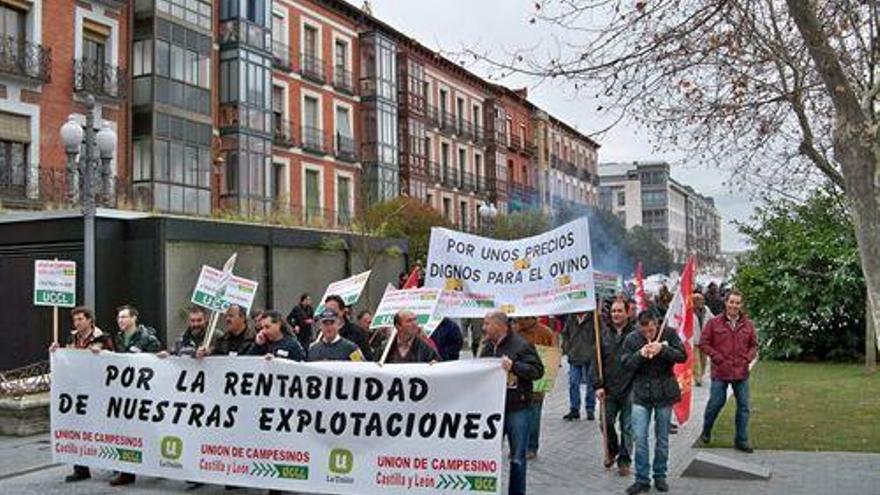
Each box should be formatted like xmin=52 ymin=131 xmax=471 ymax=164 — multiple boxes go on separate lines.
xmin=620 ymin=311 xmax=687 ymax=494
xmin=324 ymin=294 xmax=374 ymax=361
xmin=593 ymin=300 xmax=636 ymax=476
xmin=479 ymin=311 xmax=544 ymax=495
xmin=214 ymin=304 xmax=256 ymax=356
xmin=286 ymin=293 xmax=314 ymax=354
xmin=247 ymin=310 xmax=306 ymax=362
xmin=385 ymin=311 xmax=439 ymax=363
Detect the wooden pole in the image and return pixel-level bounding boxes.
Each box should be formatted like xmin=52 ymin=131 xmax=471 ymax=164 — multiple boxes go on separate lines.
xmin=379 ymin=327 xmax=398 ymax=365
xmin=201 ymin=310 xmax=221 ymax=352
xmin=53 ymin=305 xmax=59 ymax=345
xmin=593 ymin=307 xmax=611 ymax=466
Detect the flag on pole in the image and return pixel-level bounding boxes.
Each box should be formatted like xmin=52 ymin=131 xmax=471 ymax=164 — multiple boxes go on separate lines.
xmin=634 ymin=262 xmax=648 ymax=313
xmin=401 ymin=265 xmax=421 ymax=289
xmin=665 ymin=256 xmax=697 ymax=425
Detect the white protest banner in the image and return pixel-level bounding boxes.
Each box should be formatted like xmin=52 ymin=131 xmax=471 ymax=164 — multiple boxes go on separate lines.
xmin=371 ymin=287 xmax=443 ymax=335
xmin=191 ymin=265 xmax=259 ymax=313
xmin=315 ymin=270 xmax=372 ymax=314
xmin=34 ymin=260 xmax=77 ymax=308
xmin=426 ymin=217 xmax=596 ymax=317
xmin=51 ymin=350 xmax=505 ymax=495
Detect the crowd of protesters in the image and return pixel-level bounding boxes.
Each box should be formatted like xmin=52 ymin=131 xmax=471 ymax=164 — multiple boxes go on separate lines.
xmin=49 ymin=262 xmax=754 ymax=495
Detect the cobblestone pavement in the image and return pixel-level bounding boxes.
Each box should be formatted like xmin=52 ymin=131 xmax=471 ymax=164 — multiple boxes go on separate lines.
xmin=1 ymin=360 xmax=879 ymax=494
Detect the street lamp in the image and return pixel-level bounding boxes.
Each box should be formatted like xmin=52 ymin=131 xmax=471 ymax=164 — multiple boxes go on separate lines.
xmin=479 ymin=201 xmax=498 ymax=237
xmin=60 ymin=95 xmax=116 ymax=310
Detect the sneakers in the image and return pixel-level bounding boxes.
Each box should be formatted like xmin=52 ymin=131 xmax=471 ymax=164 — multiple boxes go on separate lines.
xmin=625 ymin=482 xmax=651 ymax=494
xmin=603 ymin=455 xmax=615 ymax=469
xmin=618 ymin=464 xmax=632 ymax=477
xmin=586 ymin=410 xmax=596 ymax=421
xmin=526 ymin=451 xmax=537 ymax=460
xmin=735 ymin=443 xmax=755 ymax=453
xmin=563 ymin=410 xmax=580 ymax=421
xmin=109 ymin=473 xmax=135 ymax=486
xmin=655 ymin=478 xmax=670 ymax=492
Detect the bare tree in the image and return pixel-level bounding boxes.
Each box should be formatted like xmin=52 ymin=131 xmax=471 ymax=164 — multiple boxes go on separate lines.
xmin=464 ymin=0 xmax=880 ymax=368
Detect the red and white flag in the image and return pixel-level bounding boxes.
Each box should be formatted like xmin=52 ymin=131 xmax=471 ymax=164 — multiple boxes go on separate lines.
xmin=401 ymin=265 xmax=421 ymax=289
xmin=634 ymin=262 xmax=648 ymax=313
xmin=664 ymin=256 xmax=697 ymax=425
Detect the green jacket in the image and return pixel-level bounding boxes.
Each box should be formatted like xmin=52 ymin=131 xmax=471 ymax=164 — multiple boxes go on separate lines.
xmin=114 ymin=324 xmax=162 ymax=354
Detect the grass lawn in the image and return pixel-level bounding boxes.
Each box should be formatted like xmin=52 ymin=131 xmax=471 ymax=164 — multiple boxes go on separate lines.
xmin=702 ymin=361 xmax=880 ymax=453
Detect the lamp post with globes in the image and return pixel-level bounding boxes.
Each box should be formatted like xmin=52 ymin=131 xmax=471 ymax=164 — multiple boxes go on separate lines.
xmin=478 ymin=201 xmax=498 ymax=237
xmin=59 ymin=95 xmax=117 ymax=310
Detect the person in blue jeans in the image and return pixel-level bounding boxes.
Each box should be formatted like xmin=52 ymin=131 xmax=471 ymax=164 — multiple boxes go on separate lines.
xmin=620 ymin=310 xmax=687 ymax=494
xmin=698 ymin=290 xmax=758 ymax=452
xmin=480 ymin=311 xmax=544 ymax=495
xmin=561 ymin=312 xmax=597 ymax=420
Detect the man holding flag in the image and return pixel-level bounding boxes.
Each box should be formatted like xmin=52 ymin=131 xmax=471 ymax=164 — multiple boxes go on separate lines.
xmin=699 ymin=289 xmax=758 ymax=453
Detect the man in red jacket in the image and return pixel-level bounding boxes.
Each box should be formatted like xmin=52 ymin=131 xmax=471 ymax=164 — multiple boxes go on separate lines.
xmin=698 ymin=289 xmax=758 ymax=453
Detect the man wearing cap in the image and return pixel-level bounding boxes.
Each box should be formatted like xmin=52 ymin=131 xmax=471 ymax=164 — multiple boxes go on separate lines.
xmin=309 ymin=309 xmax=365 ymax=362
xmin=385 ymin=310 xmax=439 ymax=364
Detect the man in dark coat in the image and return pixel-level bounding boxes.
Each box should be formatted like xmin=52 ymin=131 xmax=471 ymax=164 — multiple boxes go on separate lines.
xmin=324 ymin=294 xmax=374 ymax=361
xmin=479 ymin=311 xmax=544 ymax=495
xmin=286 ymin=293 xmax=315 ymax=355
xmin=214 ymin=304 xmax=257 ymax=356
xmin=620 ymin=310 xmax=687 ymax=494
xmin=385 ymin=311 xmax=439 ymax=364
xmin=247 ymin=310 xmax=306 ymax=362
xmin=592 ymin=300 xmax=636 ymax=476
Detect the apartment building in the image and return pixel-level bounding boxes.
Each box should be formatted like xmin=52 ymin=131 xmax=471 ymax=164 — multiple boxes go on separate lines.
xmin=533 ymin=109 xmax=599 ymax=214
xmin=598 ymin=161 xmax=722 ymax=264
xmin=266 ymin=0 xmax=360 ymax=227
xmin=487 ymin=87 xmax=536 ymax=213
xmin=1 ymin=0 xmax=606 ymax=237
xmin=0 ymin=0 xmax=128 ymax=208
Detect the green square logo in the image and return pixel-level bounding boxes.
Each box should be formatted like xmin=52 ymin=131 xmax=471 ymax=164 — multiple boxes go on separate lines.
xmin=328 ymin=448 xmax=353 ymax=474
xmin=160 ymin=436 xmax=183 ymax=461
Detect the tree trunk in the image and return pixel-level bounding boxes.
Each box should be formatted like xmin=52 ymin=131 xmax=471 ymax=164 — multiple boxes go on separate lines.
xmin=867 ymin=297 xmax=877 ymax=372
xmin=786 ymin=0 xmax=880 ymax=372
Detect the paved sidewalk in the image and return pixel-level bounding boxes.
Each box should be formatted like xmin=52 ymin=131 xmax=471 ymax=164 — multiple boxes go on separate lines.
xmin=1 ymin=359 xmax=879 ymax=494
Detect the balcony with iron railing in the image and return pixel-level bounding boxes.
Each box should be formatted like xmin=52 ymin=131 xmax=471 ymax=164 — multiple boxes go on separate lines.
xmin=509 ymin=134 xmax=522 ymax=151
xmin=487 ymin=130 xmax=508 ymax=148
xmin=0 ymin=36 xmax=52 ymax=83
xmin=272 ymin=118 xmax=296 ymax=148
xmin=335 ymin=133 xmax=358 ymax=162
xmin=440 ymin=111 xmax=457 ymax=134
xmin=333 ymin=67 xmax=355 ymax=95
xmin=271 ymin=39 xmax=292 ymax=71
xmin=424 ymin=104 xmax=438 ymax=127
xmin=301 ymin=125 xmax=326 ymax=154
xmin=300 ymin=53 xmax=326 ymax=84
xmin=74 ymin=58 xmax=126 ymax=100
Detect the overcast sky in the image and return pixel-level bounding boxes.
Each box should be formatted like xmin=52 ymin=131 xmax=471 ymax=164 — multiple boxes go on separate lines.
xmin=362 ymin=0 xmax=753 ymax=251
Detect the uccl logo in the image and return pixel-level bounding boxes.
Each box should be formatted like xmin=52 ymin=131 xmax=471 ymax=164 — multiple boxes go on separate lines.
xmin=160 ymin=436 xmax=183 ymax=461
xmin=328 ymin=448 xmax=353 ymax=474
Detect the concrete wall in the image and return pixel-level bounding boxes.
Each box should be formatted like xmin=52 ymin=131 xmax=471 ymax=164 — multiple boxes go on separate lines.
xmin=350 ymin=249 xmax=406 ymax=312
xmin=163 ymin=240 xmax=406 ymax=345
xmin=272 ymin=247 xmax=347 ymax=313
xmin=164 ymin=242 xmax=267 ymax=344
